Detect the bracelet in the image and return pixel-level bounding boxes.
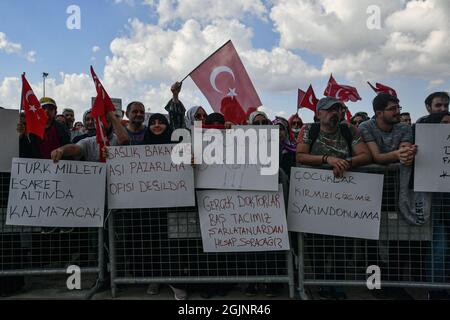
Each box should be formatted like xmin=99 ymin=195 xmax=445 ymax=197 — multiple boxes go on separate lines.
xmin=322 ymin=154 xmax=329 ymax=164
xmin=346 ymin=157 xmax=353 ymax=168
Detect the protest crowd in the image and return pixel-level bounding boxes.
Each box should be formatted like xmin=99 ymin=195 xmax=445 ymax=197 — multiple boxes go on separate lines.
xmin=1 ymin=41 xmax=450 ymax=300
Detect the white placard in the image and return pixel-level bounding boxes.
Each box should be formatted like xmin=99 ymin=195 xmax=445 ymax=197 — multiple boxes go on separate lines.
xmin=0 ymin=109 xmax=19 ymax=172
xmin=107 ymin=144 xmax=195 ymax=209
xmin=6 ymin=158 xmax=106 ymax=227
xmin=287 ymin=167 xmax=384 ymax=240
xmin=194 ymin=126 xmax=279 ymax=191
xmin=414 ymin=124 xmax=450 ymax=192
xmin=197 ymin=186 xmax=290 ymax=252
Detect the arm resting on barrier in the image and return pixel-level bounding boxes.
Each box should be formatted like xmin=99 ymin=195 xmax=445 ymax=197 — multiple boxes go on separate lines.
xmin=366 ymin=141 xmax=415 ymax=165
xmin=349 ymin=141 xmax=372 ymax=168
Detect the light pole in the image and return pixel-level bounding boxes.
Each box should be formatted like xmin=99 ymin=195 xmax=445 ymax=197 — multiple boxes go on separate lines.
xmin=42 ymin=72 xmax=49 ymax=97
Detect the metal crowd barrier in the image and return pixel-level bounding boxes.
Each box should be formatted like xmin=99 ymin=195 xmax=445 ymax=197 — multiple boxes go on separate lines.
xmin=108 ymin=206 xmax=295 ymax=298
xmin=0 ymin=172 xmax=104 ymax=299
xmin=296 ymin=164 xmax=450 ymax=299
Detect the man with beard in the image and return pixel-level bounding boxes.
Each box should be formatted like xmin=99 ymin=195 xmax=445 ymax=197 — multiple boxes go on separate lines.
xmin=50 ymin=109 xmax=129 ymax=162
xmin=359 ymin=93 xmax=416 ymax=165
xmin=125 ymin=101 xmax=146 ymax=145
xmin=296 ymin=97 xmax=372 ymax=178
xmin=416 ymin=92 xmax=449 ymax=124
xmin=296 ymin=97 xmax=371 ymax=300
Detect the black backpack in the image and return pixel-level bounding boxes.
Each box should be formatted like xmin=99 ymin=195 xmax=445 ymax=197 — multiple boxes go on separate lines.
xmin=308 ymin=122 xmax=354 ymax=157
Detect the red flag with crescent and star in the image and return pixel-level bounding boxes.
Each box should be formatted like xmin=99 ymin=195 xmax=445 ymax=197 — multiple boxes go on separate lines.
xmin=189 ymin=40 xmax=262 ymax=124
xmin=367 ymin=81 xmax=397 ymax=97
xmin=90 ymin=66 xmax=115 ymax=162
xmin=21 ymin=74 xmax=48 ymax=139
xmin=324 ymin=74 xmax=361 ymax=102
xmin=297 ymin=88 xmax=306 ymax=110
xmin=299 ymin=85 xmax=318 ymax=113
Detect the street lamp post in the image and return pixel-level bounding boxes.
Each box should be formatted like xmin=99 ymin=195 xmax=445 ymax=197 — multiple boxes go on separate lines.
xmin=42 ymin=72 xmax=49 ymax=97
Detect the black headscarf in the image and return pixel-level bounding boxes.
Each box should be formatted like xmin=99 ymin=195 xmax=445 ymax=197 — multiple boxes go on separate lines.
xmin=205 ymin=112 xmax=225 ymax=125
xmin=143 ymin=113 xmax=173 ymax=144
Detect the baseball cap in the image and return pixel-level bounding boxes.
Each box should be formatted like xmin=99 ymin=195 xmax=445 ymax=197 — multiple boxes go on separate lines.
xmin=40 ymin=97 xmax=57 ymax=108
xmin=316 ymin=97 xmax=345 ymax=112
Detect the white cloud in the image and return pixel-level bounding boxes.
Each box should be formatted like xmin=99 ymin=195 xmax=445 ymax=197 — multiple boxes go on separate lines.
xmin=0 ymin=32 xmax=22 ymax=54
xmin=146 ymin=0 xmax=268 ymax=25
xmin=270 ymin=0 xmax=450 ymax=81
xmin=0 ymin=32 xmax=37 ymax=63
xmin=92 ymin=46 xmax=100 ymax=53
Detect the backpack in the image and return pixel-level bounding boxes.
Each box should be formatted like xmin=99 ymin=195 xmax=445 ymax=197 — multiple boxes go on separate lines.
xmin=308 ymin=122 xmax=354 ymax=157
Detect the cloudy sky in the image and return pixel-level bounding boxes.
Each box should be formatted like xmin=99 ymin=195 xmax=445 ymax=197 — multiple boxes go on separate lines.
xmin=0 ymin=0 xmax=449 ymax=122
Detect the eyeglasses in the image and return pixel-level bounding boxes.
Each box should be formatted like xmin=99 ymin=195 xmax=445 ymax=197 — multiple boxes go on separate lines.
xmin=384 ymin=105 xmax=402 ymax=112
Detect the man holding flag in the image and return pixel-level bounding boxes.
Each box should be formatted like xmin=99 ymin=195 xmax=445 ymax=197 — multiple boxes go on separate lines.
xmin=50 ymin=67 xmax=129 ymax=163
xmin=18 ymin=74 xmax=70 ymax=159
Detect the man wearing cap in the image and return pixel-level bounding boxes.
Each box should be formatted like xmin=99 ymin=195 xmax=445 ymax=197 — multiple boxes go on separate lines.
xmin=18 ymin=97 xmax=71 ymax=159
xmin=359 ymin=93 xmax=416 ymax=165
xmin=296 ymin=97 xmax=372 ymax=178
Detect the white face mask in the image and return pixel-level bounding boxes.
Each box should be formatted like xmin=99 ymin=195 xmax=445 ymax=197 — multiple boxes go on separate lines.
xmin=292 ymin=128 xmax=301 ymax=133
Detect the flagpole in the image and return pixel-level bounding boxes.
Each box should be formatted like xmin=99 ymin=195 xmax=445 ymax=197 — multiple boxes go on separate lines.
xmin=180 ymin=39 xmax=232 ymax=83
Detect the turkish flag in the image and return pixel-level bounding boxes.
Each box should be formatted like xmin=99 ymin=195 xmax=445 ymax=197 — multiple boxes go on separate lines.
xmin=368 ymin=82 xmax=397 ymax=97
xmin=324 ymin=74 xmax=362 ymax=102
xmin=90 ymin=66 xmax=115 ymax=162
xmin=299 ymin=85 xmax=318 ymax=112
xmin=297 ymin=88 xmax=306 ymax=110
xmin=21 ymin=74 xmax=48 ymax=139
xmin=190 ymin=40 xmax=262 ymax=124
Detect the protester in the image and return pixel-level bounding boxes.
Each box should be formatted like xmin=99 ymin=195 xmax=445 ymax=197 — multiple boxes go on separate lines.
xmin=74 ymin=121 xmax=84 ymax=131
xmin=400 ymin=112 xmax=412 ymax=126
xmin=288 ymin=114 xmax=303 ymax=142
xmin=18 ymin=97 xmax=71 ymax=159
xmin=125 ymin=101 xmax=146 ymax=145
xmin=359 ymin=93 xmax=416 ymax=166
xmin=419 ymin=112 xmax=450 ymax=300
xmin=351 ymin=112 xmax=369 ymax=127
xmin=165 ymin=81 xmax=186 ymax=129
xmin=56 ymin=114 xmax=66 ymax=125
xmin=63 ymin=107 xmax=82 ymax=141
xmin=416 ymin=92 xmax=449 ymax=123
xmin=72 ymin=109 xmax=96 ymax=143
xmin=50 ymin=109 xmax=128 ymax=162
xmin=185 ymin=106 xmax=208 ymax=130
xmin=272 ymin=116 xmax=296 ymax=177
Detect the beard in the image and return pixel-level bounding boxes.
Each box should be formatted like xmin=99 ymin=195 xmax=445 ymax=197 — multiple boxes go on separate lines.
xmin=384 ymin=115 xmax=400 ymax=125
xmin=328 ymin=114 xmax=339 ymax=128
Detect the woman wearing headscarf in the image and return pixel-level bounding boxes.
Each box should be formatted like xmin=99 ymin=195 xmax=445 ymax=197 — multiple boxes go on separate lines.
xmin=126 ymin=113 xmax=187 ymax=300
xmin=185 ymin=106 xmax=208 ymax=130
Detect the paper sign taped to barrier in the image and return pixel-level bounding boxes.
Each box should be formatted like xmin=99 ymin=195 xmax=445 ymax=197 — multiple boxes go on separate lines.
xmin=197 ymin=185 xmax=290 ymax=252
xmin=287 ymin=167 xmax=383 ymax=240
xmin=106 ymin=144 xmax=195 ymax=209
xmin=194 ymin=126 xmax=279 ymax=191
xmin=414 ymin=124 xmax=450 ymax=192
xmin=6 ymin=158 xmax=106 ymax=227
xmin=0 ymin=109 xmax=19 ymax=172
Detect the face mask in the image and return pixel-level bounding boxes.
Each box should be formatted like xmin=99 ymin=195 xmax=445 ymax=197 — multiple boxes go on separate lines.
xmin=292 ymin=128 xmax=301 ymax=133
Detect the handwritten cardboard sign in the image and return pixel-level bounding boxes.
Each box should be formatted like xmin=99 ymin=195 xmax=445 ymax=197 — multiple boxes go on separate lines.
xmin=197 ymin=186 xmax=290 ymax=252
xmin=194 ymin=126 xmax=279 ymax=191
xmin=414 ymin=124 xmax=450 ymax=192
xmin=6 ymin=158 xmax=106 ymax=227
xmin=287 ymin=167 xmax=384 ymax=240
xmin=107 ymin=144 xmax=195 ymax=209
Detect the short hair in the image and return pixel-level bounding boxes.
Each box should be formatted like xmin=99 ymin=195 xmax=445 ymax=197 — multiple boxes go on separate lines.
xmin=372 ymin=93 xmax=399 ymax=113
xmin=425 ymin=92 xmax=449 ymax=107
xmin=62 ymin=108 xmax=74 ymax=114
xmin=126 ymin=101 xmax=145 ymax=114
xmin=400 ymin=112 xmax=410 ymax=117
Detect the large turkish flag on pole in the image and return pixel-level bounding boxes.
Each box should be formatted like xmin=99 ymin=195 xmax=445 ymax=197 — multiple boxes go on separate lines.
xmin=21 ymin=74 xmax=48 ymax=139
xmin=299 ymin=85 xmax=318 ymax=113
xmin=189 ymin=40 xmax=262 ymax=124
